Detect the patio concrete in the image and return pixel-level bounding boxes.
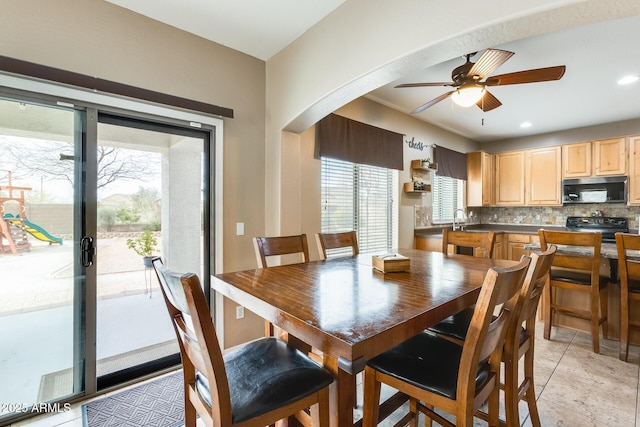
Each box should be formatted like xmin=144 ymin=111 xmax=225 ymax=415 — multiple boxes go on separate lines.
xmin=0 ymin=236 xmax=176 ymax=413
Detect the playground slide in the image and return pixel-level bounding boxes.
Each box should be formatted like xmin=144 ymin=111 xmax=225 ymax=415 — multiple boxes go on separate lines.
xmin=3 ymin=214 xmax=63 ymax=245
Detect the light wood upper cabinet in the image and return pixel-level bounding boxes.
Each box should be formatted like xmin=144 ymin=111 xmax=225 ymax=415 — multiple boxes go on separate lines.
xmin=525 ymin=146 xmax=562 ymax=205
xmin=562 ymin=142 xmax=591 ymax=178
xmin=467 ymin=151 xmax=493 ymax=207
xmin=563 ymin=138 xmax=626 ymax=178
xmin=495 ymin=151 xmax=525 ymax=205
xmin=628 ymin=136 xmax=640 ymax=205
xmin=594 ymin=137 xmax=626 ymax=176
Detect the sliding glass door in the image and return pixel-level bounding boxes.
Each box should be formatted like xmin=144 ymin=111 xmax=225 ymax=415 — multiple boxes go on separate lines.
xmin=95 ymin=114 xmax=209 ymax=388
xmin=0 ymin=98 xmax=86 ymax=417
xmin=0 ymin=89 xmax=214 ymax=424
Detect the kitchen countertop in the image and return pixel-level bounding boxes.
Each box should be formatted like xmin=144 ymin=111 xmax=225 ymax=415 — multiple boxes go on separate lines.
xmin=524 ymin=241 xmax=620 ymax=259
xmin=415 ymin=223 xmax=565 ymax=237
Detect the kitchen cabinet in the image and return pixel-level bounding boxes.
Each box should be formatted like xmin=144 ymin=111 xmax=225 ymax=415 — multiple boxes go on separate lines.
xmin=628 ymin=135 xmax=640 ymax=205
xmin=467 ymin=151 xmax=494 ymax=207
xmin=492 ymin=233 xmax=503 ymax=259
xmin=495 ymin=151 xmax=525 ymax=205
xmin=506 ymin=233 xmax=539 ymax=261
xmin=415 ymin=235 xmax=441 ymax=251
xmin=562 ymin=141 xmax=591 ymax=178
xmin=562 ymin=138 xmax=626 ymax=178
xmin=525 ymin=146 xmax=562 ymax=205
xmin=404 ymin=159 xmax=437 ymax=193
xmin=594 ymin=137 xmax=626 ymax=176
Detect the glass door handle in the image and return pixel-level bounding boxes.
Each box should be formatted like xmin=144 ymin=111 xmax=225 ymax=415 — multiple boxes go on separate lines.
xmin=81 ymin=236 xmax=95 ymax=267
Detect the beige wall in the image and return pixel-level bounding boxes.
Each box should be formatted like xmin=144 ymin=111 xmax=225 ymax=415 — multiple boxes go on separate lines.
xmin=485 ymin=117 xmax=640 ymax=153
xmin=0 ymin=0 xmax=266 ymax=347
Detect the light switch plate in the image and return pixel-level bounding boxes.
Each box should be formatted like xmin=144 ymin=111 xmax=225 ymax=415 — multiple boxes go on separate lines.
xmin=236 ymin=222 xmax=244 ymax=236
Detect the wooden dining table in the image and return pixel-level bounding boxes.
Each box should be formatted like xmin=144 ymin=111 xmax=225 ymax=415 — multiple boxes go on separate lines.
xmin=211 ymin=248 xmax=517 ymax=427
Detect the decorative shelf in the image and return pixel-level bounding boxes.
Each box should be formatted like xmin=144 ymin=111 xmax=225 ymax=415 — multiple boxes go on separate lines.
xmin=403 ymin=182 xmax=432 ymax=193
xmin=410 ymin=159 xmax=438 ymax=172
xmin=404 ymin=160 xmax=437 ymax=193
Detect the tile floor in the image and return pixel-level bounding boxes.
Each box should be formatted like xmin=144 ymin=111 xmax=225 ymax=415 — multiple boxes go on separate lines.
xmin=7 ymin=323 xmax=640 ymax=427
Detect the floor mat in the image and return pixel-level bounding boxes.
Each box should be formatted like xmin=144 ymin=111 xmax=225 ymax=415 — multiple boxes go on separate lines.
xmin=82 ymin=371 xmax=183 ymax=427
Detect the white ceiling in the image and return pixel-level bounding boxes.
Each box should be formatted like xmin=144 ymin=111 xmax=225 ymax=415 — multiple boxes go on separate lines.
xmin=104 ymin=1 xmax=640 ymax=143
xmin=104 ymin=0 xmax=346 ymax=61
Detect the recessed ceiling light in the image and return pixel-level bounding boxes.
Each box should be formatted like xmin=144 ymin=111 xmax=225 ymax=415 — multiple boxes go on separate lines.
xmin=618 ymin=75 xmax=639 ymax=85
xmin=520 ymin=122 xmax=532 ymax=128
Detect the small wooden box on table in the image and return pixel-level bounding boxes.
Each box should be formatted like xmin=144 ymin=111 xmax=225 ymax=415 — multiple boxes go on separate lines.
xmin=372 ymin=253 xmax=410 ymax=273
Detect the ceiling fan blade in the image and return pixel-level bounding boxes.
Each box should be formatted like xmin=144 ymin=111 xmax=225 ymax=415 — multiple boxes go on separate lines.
xmin=485 ymin=65 xmax=566 ymax=86
xmin=411 ymin=91 xmax=454 ymax=114
xmin=468 ymin=49 xmax=514 ymax=79
xmin=395 ymin=82 xmax=453 ymax=88
xmin=476 ymin=90 xmax=502 ymax=112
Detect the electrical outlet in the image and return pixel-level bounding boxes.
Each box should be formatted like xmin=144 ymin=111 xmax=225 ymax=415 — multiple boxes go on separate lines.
xmin=235 ymin=305 xmax=244 ymax=319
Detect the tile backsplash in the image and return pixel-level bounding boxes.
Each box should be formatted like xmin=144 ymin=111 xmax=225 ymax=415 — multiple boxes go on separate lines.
xmin=416 ymin=204 xmax=640 ymax=229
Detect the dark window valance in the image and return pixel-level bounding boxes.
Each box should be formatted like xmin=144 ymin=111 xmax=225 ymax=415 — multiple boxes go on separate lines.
xmin=314 ymin=114 xmax=403 ymax=170
xmin=0 ymin=55 xmax=234 ymax=118
xmin=435 ymin=146 xmax=467 ymax=180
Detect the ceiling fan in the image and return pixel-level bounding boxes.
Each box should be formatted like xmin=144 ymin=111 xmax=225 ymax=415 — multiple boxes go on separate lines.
xmin=396 ymin=48 xmax=566 ymax=114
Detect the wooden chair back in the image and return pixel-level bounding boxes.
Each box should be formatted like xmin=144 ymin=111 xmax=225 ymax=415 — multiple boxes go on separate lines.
xmin=315 ymin=231 xmax=359 ymax=259
xmin=442 ymin=229 xmax=495 ymax=258
xmin=514 ymin=245 xmax=557 ymax=330
xmin=615 ymin=232 xmax=640 ymax=361
xmin=458 ymin=256 xmax=531 ymax=374
xmin=253 ymin=234 xmax=309 ymax=268
xmin=152 ymin=257 xmax=231 ymax=427
xmin=538 ymin=229 xmax=601 ymax=277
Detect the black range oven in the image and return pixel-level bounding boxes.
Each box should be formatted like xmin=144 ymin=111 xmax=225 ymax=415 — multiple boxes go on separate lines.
xmin=565 ymin=216 xmax=629 ymax=243
xmin=564 ymin=216 xmax=629 ymax=281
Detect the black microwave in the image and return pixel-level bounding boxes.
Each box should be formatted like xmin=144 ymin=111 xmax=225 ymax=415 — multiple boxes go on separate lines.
xmin=562 ymin=176 xmax=627 ymax=204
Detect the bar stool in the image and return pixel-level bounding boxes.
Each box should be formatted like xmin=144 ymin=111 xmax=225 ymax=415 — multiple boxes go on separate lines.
xmin=539 ymin=229 xmax=608 ymax=353
xmin=427 ymin=246 xmax=556 ymax=426
xmin=615 ymin=232 xmax=640 ymax=362
xmin=362 ymin=257 xmax=531 ymax=427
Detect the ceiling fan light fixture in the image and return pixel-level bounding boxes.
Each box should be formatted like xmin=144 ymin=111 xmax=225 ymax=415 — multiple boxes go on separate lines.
xmin=451 ymin=86 xmax=485 ymax=107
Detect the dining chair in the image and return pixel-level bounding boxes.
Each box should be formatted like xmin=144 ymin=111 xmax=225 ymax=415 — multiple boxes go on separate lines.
xmin=315 ymin=231 xmax=359 ymax=259
xmin=427 ymin=246 xmax=556 ymax=426
xmin=442 ymin=229 xmax=496 ymax=258
xmin=538 ymin=229 xmax=608 ymax=353
xmin=253 ymin=234 xmax=310 ymax=268
xmin=362 ymin=256 xmax=531 ymax=427
xmin=152 ymin=258 xmax=333 ymax=427
xmin=253 ymin=234 xmax=310 ymax=337
xmin=615 ymin=232 xmax=640 ymax=362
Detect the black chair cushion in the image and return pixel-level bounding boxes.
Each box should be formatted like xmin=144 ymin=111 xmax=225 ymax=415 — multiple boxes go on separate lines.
xmin=550 ymin=267 xmax=608 ymax=288
xmin=366 ymin=332 xmax=490 ymax=400
xmin=428 ymin=309 xmax=526 ymax=347
xmin=427 ymin=308 xmax=475 ymax=341
xmin=195 ymin=337 xmax=333 ymax=423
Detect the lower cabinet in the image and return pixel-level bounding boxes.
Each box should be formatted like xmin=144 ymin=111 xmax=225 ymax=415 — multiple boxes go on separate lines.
xmin=492 ymin=233 xmax=503 ymax=259
xmin=415 ymin=232 xmax=538 ymax=261
xmin=415 ymin=235 xmax=442 ymax=252
xmin=505 ymin=233 xmax=539 ymax=261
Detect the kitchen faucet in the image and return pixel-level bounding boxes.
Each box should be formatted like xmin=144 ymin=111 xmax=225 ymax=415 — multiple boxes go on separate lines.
xmin=453 ymin=208 xmax=467 ymax=231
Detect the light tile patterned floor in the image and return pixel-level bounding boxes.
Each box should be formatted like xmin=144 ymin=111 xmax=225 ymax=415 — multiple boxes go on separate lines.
xmin=9 ymin=324 xmax=640 ymax=427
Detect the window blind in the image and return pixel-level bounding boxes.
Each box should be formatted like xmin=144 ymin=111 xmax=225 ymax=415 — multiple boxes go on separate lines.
xmin=432 ymin=172 xmax=465 ymax=223
xmin=321 ymin=157 xmax=394 ymax=255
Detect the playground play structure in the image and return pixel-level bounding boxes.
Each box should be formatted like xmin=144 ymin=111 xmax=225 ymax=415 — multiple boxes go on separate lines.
xmin=1 ymin=171 xmax=62 ymax=255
